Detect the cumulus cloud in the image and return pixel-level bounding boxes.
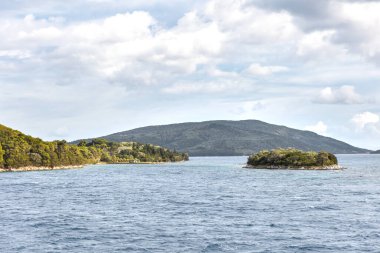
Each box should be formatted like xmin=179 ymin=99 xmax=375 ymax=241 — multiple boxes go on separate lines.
xmin=0 ymin=0 xmax=307 ymax=95
xmin=204 ymin=0 xmax=300 ymax=44
xmin=246 ymin=63 xmax=288 ymax=76
xmin=0 ymin=0 xmax=378 ymax=91
xmin=314 ymin=85 xmax=363 ymax=104
xmin=337 ymin=1 xmax=380 ymax=64
xmin=305 ymin=121 xmax=328 ymax=136
xmin=256 ymin=0 xmax=380 ymax=65
xmin=162 ymin=79 xmax=250 ymax=94
xmin=0 ymin=10 xmax=226 ymax=86
xmin=1 ymin=0 xmax=380 ymax=149
xmin=296 ymin=30 xmax=347 ymax=59
xmin=351 ymin=112 xmax=379 ymax=130
xmin=0 ymin=50 xmax=31 ymax=59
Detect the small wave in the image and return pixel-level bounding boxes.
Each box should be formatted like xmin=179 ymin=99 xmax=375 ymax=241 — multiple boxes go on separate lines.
xmin=202 ymin=243 xmax=223 ymax=252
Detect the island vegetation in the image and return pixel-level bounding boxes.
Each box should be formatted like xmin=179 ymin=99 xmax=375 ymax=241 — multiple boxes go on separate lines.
xmin=247 ymin=148 xmax=339 ymax=170
xmin=0 ymin=124 xmax=188 ymax=172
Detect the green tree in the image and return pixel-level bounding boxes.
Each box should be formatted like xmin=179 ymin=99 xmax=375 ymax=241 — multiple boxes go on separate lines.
xmin=248 ymin=148 xmax=337 ymax=167
xmin=0 ymin=144 xmax=4 ymax=167
xmin=77 ymin=140 xmax=87 ymax=147
xmin=0 ymin=123 xmax=189 ymax=169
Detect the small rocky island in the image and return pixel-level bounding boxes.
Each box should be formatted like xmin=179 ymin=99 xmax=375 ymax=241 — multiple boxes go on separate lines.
xmin=246 ymin=148 xmax=341 ymax=170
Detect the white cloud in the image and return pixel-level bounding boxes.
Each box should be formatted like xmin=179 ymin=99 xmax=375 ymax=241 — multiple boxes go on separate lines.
xmin=204 ymin=0 xmax=300 ymax=44
xmin=351 ymin=112 xmax=379 ymax=130
xmin=162 ymin=79 xmax=250 ymax=94
xmin=152 ymin=11 xmax=225 ymax=74
xmin=1 ymin=0 xmax=380 ymax=150
xmin=339 ymin=1 xmax=380 ymax=64
xmin=315 ymin=85 xmax=363 ymax=104
xmin=258 ymin=1 xmax=380 ymax=64
xmin=305 ymin=121 xmax=328 ymax=136
xmin=296 ymin=30 xmax=347 ymax=59
xmin=246 ymin=63 xmax=288 ymax=76
xmin=0 ymin=0 xmax=375 ymax=89
xmin=0 ymin=50 xmax=31 ymax=59
xmin=0 ymin=10 xmax=226 ymax=85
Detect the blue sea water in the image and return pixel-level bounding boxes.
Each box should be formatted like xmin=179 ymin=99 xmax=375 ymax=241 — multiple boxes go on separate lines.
xmin=1 ymin=155 xmax=380 ymax=253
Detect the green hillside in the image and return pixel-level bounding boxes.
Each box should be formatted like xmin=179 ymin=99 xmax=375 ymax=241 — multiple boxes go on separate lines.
xmin=0 ymin=124 xmax=188 ymax=170
xmin=82 ymin=120 xmax=369 ymax=156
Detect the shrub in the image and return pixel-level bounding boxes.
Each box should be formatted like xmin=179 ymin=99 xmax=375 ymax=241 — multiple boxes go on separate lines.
xmin=0 ymin=124 xmax=189 ymax=169
xmin=248 ymin=148 xmax=337 ymax=167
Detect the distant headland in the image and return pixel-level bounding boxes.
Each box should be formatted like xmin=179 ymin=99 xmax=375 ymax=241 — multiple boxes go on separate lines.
xmin=246 ymin=148 xmax=341 ymax=170
xmin=76 ymin=120 xmax=370 ymax=156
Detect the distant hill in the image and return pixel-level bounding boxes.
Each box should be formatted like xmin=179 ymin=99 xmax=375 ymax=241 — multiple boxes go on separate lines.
xmin=371 ymin=150 xmax=380 ymax=154
xmin=78 ymin=120 xmax=369 ymax=156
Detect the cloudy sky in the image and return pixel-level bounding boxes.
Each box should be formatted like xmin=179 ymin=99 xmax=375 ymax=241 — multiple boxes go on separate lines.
xmin=0 ymin=0 xmax=380 ymax=150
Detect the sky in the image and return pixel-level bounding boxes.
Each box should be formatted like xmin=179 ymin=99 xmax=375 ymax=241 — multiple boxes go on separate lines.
xmin=0 ymin=0 xmax=380 ymax=150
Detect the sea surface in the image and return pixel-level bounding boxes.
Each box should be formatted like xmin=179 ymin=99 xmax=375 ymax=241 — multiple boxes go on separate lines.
xmin=1 ymin=155 xmax=380 ymax=253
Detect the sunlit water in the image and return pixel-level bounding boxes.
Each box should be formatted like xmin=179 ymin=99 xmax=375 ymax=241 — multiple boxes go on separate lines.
xmin=1 ymin=155 xmax=380 ymax=252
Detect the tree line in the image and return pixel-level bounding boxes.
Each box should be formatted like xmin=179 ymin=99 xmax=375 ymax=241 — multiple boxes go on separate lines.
xmin=247 ymin=148 xmax=338 ymax=167
xmin=0 ymin=124 xmax=188 ymax=169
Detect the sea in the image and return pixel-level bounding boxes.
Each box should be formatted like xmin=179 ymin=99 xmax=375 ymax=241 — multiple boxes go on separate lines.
xmin=0 ymin=155 xmax=380 ymax=253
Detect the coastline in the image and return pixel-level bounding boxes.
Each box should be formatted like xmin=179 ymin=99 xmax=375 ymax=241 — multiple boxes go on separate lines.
xmin=0 ymin=165 xmax=85 ymax=173
xmin=108 ymin=160 xmax=188 ymax=165
xmin=243 ymin=164 xmax=343 ymax=170
xmin=0 ymin=160 xmax=189 ymax=173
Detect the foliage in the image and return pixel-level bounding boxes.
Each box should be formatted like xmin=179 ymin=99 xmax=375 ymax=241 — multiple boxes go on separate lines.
xmin=0 ymin=143 xmax=4 ymax=167
xmin=247 ymin=148 xmax=338 ymax=167
xmin=0 ymin=124 xmax=188 ymax=169
xmin=83 ymin=139 xmax=189 ymax=163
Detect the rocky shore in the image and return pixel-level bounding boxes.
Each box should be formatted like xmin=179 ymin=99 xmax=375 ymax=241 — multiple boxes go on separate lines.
xmin=0 ymin=159 xmax=189 ymax=173
xmin=0 ymin=165 xmax=84 ymax=173
xmin=246 ymin=148 xmax=341 ymax=170
xmin=244 ymin=164 xmax=343 ymax=170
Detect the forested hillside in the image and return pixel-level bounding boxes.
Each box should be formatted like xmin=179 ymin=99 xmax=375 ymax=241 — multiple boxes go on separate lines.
xmin=82 ymin=120 xmax=369 ymax=156
xmin=0 ymin=124 xmax=188 ymax=170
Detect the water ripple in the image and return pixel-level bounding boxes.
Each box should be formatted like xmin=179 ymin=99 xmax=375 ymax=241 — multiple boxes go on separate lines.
xmin=1 ymin=155 xmax=380 ymax=252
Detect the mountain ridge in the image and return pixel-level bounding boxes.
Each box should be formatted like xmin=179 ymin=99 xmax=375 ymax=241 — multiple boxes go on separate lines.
xmin=75 ymin=120 xmax=370 ymax=155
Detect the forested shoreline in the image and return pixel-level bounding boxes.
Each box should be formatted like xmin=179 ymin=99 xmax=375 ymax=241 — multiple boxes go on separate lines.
xmin=247 ymin=148 xmax=339 ymax=169
xmin=0 ymin=124 xmax=188 ymax=171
